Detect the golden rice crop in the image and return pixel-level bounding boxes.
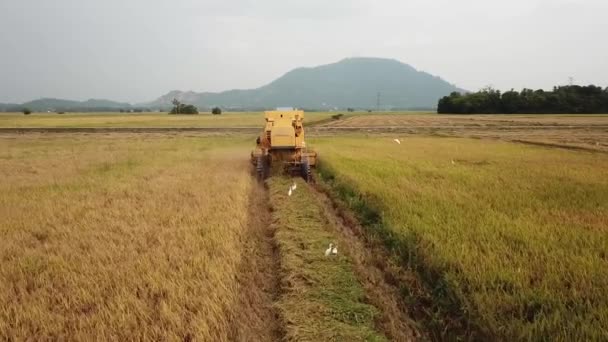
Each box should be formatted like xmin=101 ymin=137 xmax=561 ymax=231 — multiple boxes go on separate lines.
xmin=0 ymin=134 xmax=257 ymax=340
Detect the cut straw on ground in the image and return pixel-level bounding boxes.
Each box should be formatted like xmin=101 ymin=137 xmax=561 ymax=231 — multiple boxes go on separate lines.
xmin=268 ymin=177 xmax=387 ymax=341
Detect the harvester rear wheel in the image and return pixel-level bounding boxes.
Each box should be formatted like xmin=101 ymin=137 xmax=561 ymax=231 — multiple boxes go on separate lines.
xmin=256 ymin=155 xmax=267 ymax=181
xmin=302 ymin=158 xmax=312 ymax=183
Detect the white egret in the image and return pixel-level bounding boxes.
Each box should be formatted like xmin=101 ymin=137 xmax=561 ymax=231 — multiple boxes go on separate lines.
xmin=325 ymin=243 xmax=338 ymax=256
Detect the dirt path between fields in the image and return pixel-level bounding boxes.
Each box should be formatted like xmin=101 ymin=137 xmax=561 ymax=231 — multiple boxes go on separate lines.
xmin=311 ymin=184 xmax=425 ymax=341
xmin=228 ymin=182 xmax=284 ymax=341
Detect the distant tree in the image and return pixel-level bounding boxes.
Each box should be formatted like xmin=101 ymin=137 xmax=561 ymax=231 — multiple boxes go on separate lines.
xmin=347 ymin=108 xmax=355 ymax=112
xmin=172 ymin=98 xmax=181 ymax=115
xmin=211 ymin=107 xmax=222 ymax=115
xmin=501 ymin=90 xmax=520 ymax=114
xmin=182 ymin=105 xmax=198 ymax=114
xmin=170 ymin=103 xmax=198 ymax=114
xmin=438 ymin=92 xmax=461 ymax=113
xmin=23 ymin=108 xmax=31 ymax=115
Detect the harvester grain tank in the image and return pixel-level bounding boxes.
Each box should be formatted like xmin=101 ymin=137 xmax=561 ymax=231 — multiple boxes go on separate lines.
xmin=251 ymin=109 xmax=317 ymax=182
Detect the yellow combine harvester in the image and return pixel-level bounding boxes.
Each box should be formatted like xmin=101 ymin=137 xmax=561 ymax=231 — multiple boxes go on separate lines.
xmin=251 ymin=109 xmax=317 ymax=182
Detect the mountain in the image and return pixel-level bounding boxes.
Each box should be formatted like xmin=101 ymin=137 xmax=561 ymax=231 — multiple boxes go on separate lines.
xmin=80 ymin=99 xmax=132 ymax=109
xmin=18 ymin=98 xmax=132 ymax=111
xmin=150 ymin=91 xmax=201 ymax=107
xmin=1 ymin=57 xmax=464 ymax=112
xmin=146 ymin=57 xmax=464 ymax=110
xmin=0 ymin=103 xmax=19 ymax=111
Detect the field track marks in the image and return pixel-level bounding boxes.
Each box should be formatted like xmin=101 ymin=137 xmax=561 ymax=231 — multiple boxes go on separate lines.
xmin=311 ymin=184 xmax=423 ymax=341
xmin=228 ymin=182 xmax=284 ymax=341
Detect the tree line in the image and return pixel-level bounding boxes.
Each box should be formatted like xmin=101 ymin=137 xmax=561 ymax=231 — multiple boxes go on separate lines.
xmin=438 ymin=85 xmax=608 ymax=114
xmin=169 ymin=99 xmax=222 ymax=115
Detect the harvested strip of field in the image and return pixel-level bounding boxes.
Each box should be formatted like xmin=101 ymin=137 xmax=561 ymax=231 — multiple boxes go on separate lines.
xmin=0 ymin=134 xmax=274 ymax=340
xmin=268 ymin=177 xmax=387 ymax=341
xmin=311 ymin=185 xmax=421 ymax=341
xmin=319 ymin=113 xmax=608 ymax=128
xmin=315 ymin=136 xmax=608 ymax=340
xmin=316 ymin=113 xmax=608 ymax=152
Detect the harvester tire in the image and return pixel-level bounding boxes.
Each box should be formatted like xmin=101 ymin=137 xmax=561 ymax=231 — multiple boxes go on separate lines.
xmin=302 ymin=159 xmax=312 ymax=183
xmin=256 ymin=155 xmax=266 ymax=181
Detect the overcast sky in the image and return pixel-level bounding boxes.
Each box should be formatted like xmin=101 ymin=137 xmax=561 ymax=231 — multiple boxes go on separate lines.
xmin=1 ymin=0 xmax=607 ymax=103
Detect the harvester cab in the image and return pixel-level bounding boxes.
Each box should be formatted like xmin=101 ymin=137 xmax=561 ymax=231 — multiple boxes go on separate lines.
xmin=251 ymin=108 xmax=317 ymax=182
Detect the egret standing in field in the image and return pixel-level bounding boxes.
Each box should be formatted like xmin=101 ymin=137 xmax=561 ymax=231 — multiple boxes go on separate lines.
xmin=325 ymin=243 xmax=338 ymax=256
xmin=288 ymin=182 xmax=297 ymax=196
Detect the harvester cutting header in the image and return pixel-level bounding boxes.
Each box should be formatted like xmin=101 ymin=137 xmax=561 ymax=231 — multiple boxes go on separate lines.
xmin=251 ymin=108 xmax=317 ymax=182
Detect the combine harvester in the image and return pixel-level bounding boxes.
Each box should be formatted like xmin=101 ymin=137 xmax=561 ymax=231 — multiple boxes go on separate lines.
xmin=251 ymin=108 xmax=317 ymax=182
